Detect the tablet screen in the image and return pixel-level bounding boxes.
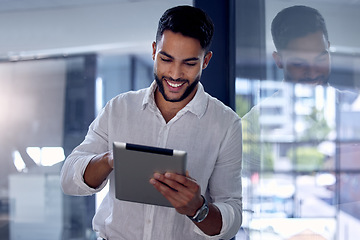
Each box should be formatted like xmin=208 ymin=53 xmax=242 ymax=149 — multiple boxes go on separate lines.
xmin=113 ymin=142 xmax=187 ymax=207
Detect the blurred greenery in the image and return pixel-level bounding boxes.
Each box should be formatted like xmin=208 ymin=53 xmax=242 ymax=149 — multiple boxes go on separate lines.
xmin=301 ymin=107 xmax=332 ymax=141
xmin=238 ymin=93 xmax=275 ymax=172
xmin=236 ymin=94 xmax=250 ymax=118
xmin=288 ymin=146 xmax=324 ymax=172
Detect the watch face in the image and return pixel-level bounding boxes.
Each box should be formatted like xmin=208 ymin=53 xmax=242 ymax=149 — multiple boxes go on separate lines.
xmin=188 ymin=196 xmax=209 ymax=222
xmin=198 ymin=206 xmax=209 ymax=220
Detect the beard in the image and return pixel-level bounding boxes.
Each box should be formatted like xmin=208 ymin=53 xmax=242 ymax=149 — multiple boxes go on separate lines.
xmin=285 ymin=74 xmax=330 ymax=86
xmin=154 ymin=73 xmax=200 ymax=102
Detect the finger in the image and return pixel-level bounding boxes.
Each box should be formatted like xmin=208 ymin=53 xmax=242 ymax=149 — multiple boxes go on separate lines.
xmin=150 ymin=178 xmax=202 ymax=215
xmin=150 ymin=178 xmax=193 ymax=208
xmin=152 ymin=172 xmax=200 ymax=201
xmin=152 ymin=174 xmax=188 ymax=196
xmin=162 ymin=180 xmax=200 ymax=209
xmin=150 ymin=176 xmax=192 ymax=201
xmin=164 ymin=172 xmax=198 ymax=188
xmin=150 ymin=178 xmax=182 ymax=201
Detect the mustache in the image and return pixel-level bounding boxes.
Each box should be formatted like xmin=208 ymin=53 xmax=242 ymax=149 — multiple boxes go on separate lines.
xmin=298 ymin=76 xmax=329 ymax=85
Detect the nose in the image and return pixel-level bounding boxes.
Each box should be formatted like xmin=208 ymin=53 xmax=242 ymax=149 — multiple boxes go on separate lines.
xmin=307 ymin=65 xmax=319 ymax=80
xmin=169 ymin=62 xmax=184 ymax=80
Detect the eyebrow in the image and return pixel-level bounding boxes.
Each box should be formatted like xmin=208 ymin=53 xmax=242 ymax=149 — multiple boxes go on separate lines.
xmin=287 ymin=49 xmax=330 ymax=62
xmin=159 ymin=51 xmax=200 ymax=62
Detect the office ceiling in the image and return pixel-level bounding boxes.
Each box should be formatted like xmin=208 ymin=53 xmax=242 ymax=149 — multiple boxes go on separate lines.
xmin=0 ymin=0 xmax=143 ymax=13
xmin=1 ymin=0 xmax=360 ymax=13
xmin=0 ymin=0 xmax=359 ymax=57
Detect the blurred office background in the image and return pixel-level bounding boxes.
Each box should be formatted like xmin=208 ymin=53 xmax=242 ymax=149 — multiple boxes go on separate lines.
xmin=0 ymin=0 xmax=359 ymax=239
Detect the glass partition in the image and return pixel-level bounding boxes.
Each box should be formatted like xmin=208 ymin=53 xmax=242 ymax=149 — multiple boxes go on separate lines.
xmin=0 ymin=53 xmax=153 ymax=240
xmin=236 ymin=1 xmax=360 ymax=239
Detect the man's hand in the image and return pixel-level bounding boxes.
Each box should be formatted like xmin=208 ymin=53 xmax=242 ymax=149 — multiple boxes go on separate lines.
xmin=150 ymin=171 xmax=223 ymax=236
xmin=84 ymin=151 xmax=113 ymax=189
xmin=149 ymin=172 xmax=203 ymax=216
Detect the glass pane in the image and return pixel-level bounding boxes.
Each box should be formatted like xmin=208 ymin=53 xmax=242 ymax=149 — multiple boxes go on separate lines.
xmin=0 ymin=58 xmax=67 ymax=239
xmin=237 ymin=0 xmax=360 ymax=239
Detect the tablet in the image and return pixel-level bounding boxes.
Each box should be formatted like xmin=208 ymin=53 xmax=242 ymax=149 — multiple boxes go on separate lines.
xmin=113 ymin=142 xmax=187 ymax=207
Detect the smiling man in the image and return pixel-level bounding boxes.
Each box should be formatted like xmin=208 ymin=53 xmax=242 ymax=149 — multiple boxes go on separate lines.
xmin=152 ymin=30 xmax=212 ymax=122
xmin=271 ymin=5 xmax=331 ymax=85
xmin=61 ymin=5 xmax=242 ymax=240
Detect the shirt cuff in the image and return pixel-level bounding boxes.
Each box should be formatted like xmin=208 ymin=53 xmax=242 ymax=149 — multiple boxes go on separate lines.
xmin=73 ymin=154 xmax=109 ymax=195
xmin=193 ymin=202 xmax=235 ymax=239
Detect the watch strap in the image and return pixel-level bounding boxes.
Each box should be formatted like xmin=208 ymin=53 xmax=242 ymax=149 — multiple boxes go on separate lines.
xmin=187 ymin=195 xmax=209 ymax=223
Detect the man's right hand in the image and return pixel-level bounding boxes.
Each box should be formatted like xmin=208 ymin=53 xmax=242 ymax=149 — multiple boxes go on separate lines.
xmin=83 ymin=151 xmax=113 ymax=189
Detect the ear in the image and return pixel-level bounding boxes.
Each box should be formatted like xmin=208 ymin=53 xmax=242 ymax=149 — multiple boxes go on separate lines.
xmin=272 ymin=51 xmax=283 ymax=69
xmin=202 ymin=51 xmax=213 ymax=70
xmin=152 ymin=42 xmax=157 ymax=60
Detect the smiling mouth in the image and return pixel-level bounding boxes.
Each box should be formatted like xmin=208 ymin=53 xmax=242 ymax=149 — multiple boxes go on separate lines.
xmin=165 ymin=79 xmax=186 ymax=88
xmin=299 ymin=78 xmax=327 ymax=85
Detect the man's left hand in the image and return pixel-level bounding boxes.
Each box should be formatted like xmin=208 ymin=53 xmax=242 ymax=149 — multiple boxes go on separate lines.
xmin=150 ymin=172 xmax=203 ymax=216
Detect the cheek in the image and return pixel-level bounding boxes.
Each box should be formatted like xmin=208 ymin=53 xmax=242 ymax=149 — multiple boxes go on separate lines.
xmin=285 ymin=65 xmax=306 ymax=77
xmin=187 ymin=66 xmax=203 ymax=78
xmin=153 ymin=60 xmax=166 ymax=74
xmin=317 ymin=62 xmax=331 ymax=74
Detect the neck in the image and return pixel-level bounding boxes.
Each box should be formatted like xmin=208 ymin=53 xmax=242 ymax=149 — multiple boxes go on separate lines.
xmin=154 ymin=88 xmax=194 ymax=123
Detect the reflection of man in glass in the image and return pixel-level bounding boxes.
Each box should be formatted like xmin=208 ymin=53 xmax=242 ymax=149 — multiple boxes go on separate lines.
xmin=271 ymin=5 xmax=331 ymax=85
xmin=241 ymin=6 xmax=333 ymax=218
xmin=243 ymin=6 xmax=332 ymax=167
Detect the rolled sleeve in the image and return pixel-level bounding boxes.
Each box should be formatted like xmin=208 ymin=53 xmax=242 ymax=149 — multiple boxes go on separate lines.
xmin=61 ymin=152 xmax=109 ymax=196
xmin=60 ymin=106 xmax=110 ymax=196
xmin=193 ymin=202 xmax=240 ymax=240
xmin=72 ymin=154 xmax=109 ymax=195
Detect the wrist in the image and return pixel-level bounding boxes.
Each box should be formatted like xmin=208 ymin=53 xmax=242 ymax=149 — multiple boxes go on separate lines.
xmin=187 ymin=195 xmax=209 ymax=223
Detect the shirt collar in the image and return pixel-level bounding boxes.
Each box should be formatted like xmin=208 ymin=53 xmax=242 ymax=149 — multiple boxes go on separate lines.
xmin=142 ymin=80 xmax=208 ymax=119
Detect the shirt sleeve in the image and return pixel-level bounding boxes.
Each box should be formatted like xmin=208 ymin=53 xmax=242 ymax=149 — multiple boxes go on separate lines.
xmin=60 ymin=105 xmax=110 ymax=196
xmin=194 ymin=117 xmax=243 ymax=239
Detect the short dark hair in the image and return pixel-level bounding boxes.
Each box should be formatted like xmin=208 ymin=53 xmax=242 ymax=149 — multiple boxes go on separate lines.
xmin=271 ymin=5 xmax=329 ymax=51
xmin=156 ymin=5 xmax=214 ymax=52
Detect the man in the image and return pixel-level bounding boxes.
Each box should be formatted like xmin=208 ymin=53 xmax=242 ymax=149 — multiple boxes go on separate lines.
xmin=61 ymin=5 xmax=242 ymax=240
xmin=271 ymin=5 xmax=331 ymax=85
xmin=242 ymin=5 xmax=332 ymax=201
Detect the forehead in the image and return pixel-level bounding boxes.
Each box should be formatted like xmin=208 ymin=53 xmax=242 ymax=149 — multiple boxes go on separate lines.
xmin=283 ymin=31 xmax=328 ymax=55
xmin=156 ymin=30 xmax=204 ymax=57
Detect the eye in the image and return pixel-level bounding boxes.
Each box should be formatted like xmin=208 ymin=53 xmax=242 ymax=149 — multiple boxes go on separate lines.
xmin=293 ymin=63 xmax=304 ymax=67
xmin=161 ymin=58 xmax=172 ymax=62
xmin=185 ymin=62 xmax=197 ymax=66
xmin=290 ymin=61 xmax=306 ymax=68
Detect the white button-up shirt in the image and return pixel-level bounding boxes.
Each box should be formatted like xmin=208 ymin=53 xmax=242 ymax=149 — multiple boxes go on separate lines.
xmin=61 ymin=81 xmax=242 ymax=240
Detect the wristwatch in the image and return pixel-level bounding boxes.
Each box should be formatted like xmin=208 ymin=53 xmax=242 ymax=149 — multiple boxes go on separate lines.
xmin=187 ymin=195 xmax=209 ymax=223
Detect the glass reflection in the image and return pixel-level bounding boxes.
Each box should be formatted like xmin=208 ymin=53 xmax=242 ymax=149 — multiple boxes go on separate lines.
xmin=238 ymin=3 xmax=360 ymax=239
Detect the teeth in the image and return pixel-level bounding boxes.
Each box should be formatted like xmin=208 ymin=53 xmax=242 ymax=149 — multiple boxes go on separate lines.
xmin=167 ymin=80 xmax=184 ymax=88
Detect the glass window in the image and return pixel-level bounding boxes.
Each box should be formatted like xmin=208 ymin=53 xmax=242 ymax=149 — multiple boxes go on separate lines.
xmin=0 ymin=58 xmax=67 ymax=239
xmin=0 ymin=53 xmax=154 ymax=239
xmin=236 ymin=1 xmax=360 ymax=239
